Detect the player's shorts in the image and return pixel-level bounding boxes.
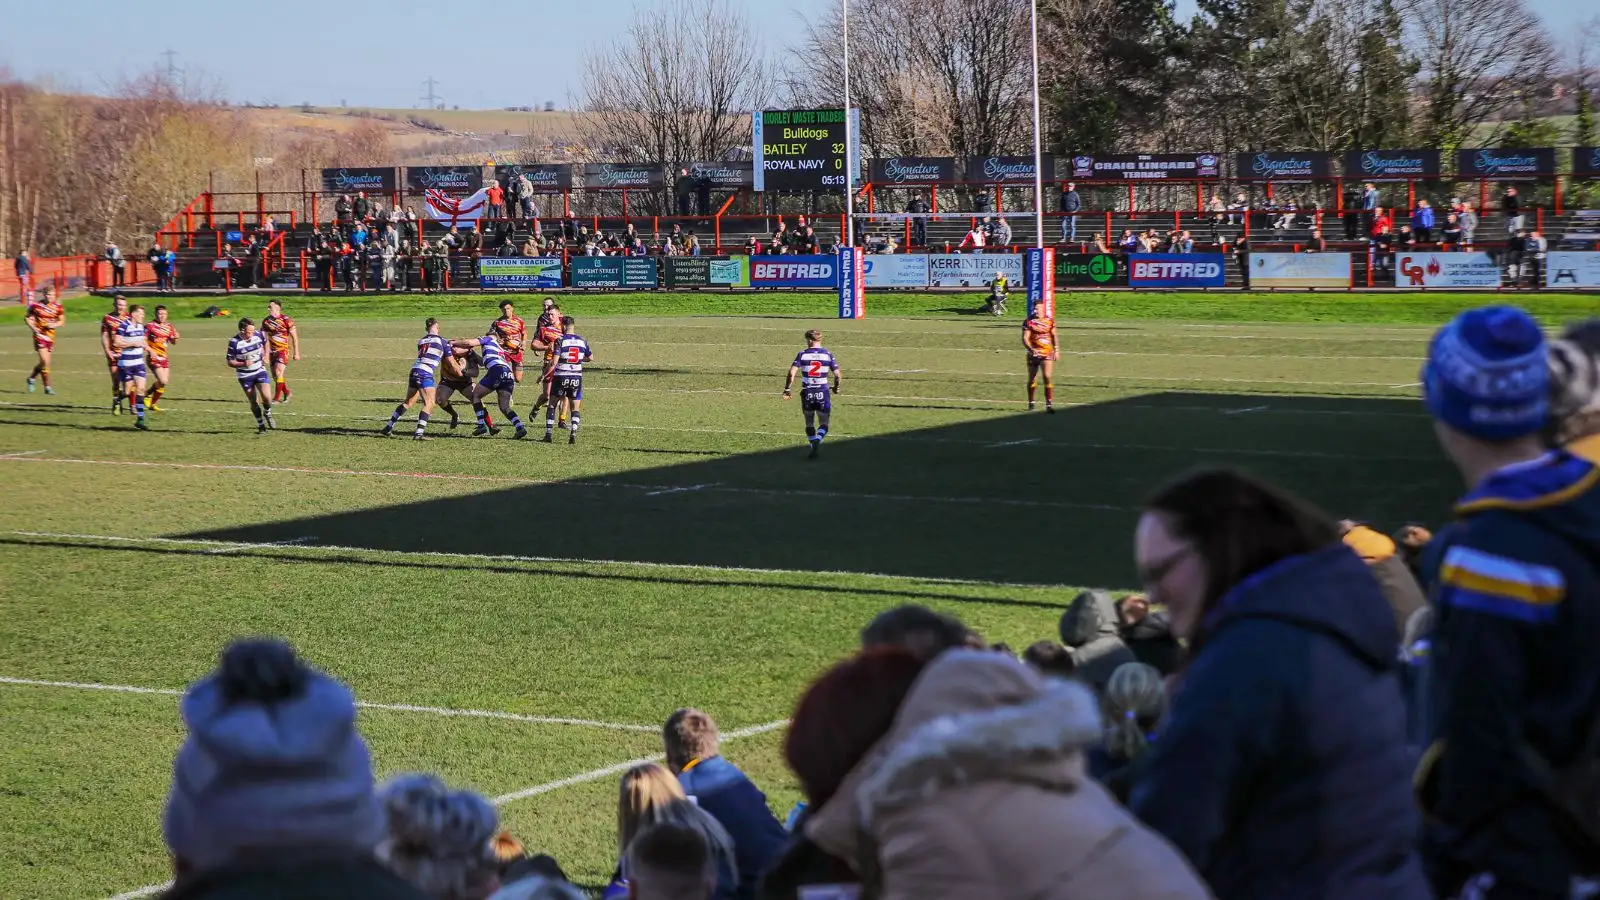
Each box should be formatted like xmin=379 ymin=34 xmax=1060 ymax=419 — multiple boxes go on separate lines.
xmin=552 ymin=374 xmax=583 ymax=400
xmin=270 ymin=349 xmax=290 ymax=366
xmin=479 ymin=366 xmax=517 ymax=393
xmin=118 ymin=362 xmax=148 ymax=381
xmin=33 ymin=335 xmax=54 ymax=351
xmin=150 ymin=357 xmax=170 ymax=370
xmin=408 ymin=369 xmax=437 ymax=391
xmin=1027 ymin=351 xmax=1052 ymax=364
xmin=238 ymin=371 xmax=270 ymax=391
xmin=801 ymin=384 xmax=831 ymax=413
xmin=439 ymin=376 xmax=471 ymax=394
xmin=505 ymin=350 xmax=525 ymax=368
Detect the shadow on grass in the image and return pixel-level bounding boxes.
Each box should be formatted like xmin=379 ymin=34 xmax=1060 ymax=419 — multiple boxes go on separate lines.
xmin=184 ymin=392 xmax=1457 ymax=587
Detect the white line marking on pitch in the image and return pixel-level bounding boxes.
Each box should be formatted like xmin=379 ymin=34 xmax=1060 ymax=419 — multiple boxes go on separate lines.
xmin=0 ymin=675 xmax=662 ymax=733
xmin=987 ymin=438 xmax=1041 ymax=448
xmin=7 ymin=530 xmax=1078 ymax=590
xmin=104 ymin=717 xmax=790 ymax=900
xmin=0 ymin=457 xmax=1130 ymax=512
xmin=202 ymin=535 xmax=318 ymax=554
xmin=0 ymin=448 xmax=49 ymax=457
xmin=644 ymin=483 xmax=718 ymax=496
xmin=1223 ymin=405 xmax=1270 ymax=416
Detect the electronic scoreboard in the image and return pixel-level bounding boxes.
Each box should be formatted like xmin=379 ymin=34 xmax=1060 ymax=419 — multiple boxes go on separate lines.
xmin=752 ymin=108 xmax=860 ymax=192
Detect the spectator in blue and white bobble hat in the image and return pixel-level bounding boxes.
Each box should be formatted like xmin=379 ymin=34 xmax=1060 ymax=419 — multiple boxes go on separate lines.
xmin=162 ymin=638 xmax=428 ymax=900
xmin=1415 ymin=305 xmax=1600 ymax=900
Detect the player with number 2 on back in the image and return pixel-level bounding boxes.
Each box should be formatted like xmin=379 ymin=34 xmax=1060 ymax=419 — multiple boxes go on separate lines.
xmin=783 ymin=329 xmax=842 ymax=459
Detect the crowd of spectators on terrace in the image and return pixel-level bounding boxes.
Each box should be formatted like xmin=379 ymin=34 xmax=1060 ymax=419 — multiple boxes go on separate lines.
xmin=145 ymin=303 xmax=1600 ymax=900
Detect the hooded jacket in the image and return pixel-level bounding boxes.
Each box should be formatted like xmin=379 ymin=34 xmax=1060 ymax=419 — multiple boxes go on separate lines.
xmin=678 ymin=755 xmax=788 ymax=900
xmin=1416 ymin=449 xmax=1600 ymax=897
xmin=1059 ymin=590 xmax=1137 ymax=691
xmin=851 ymin=650 xmax=1212 ymax=900
xmin=1128 ymin=544 xmax=1429 ymax=900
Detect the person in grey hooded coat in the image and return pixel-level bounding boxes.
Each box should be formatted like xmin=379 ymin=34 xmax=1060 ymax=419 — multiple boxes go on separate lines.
xmin=1058 ymin=590 xmax=1137 ymax=692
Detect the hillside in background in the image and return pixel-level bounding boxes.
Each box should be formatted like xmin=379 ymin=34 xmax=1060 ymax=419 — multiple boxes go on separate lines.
xmin=239 ymin=105 xmax=590 ymax=164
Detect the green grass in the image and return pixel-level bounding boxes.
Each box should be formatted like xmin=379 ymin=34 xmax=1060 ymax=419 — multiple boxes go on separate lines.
xmin=0 ymin=292 xmax=1478 ymax=898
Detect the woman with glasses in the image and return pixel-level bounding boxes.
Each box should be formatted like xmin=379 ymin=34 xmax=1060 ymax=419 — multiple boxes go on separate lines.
xmin=1126 ymin=468 xmax=1428 ymax=900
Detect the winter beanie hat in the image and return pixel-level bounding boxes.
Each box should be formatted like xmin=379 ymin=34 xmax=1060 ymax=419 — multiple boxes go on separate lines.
xmin=163 ymin=638 xmax=383 ymax=871
xmin=1422 ymin=305 xmax=1548 ymax=441
xmin=1548 ymin=318 xmax=1600 ymax=446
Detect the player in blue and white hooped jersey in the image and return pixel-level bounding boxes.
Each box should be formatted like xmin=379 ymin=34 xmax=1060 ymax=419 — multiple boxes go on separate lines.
xmin=451 ymin=332 xmax=528 ymax=439
xmin=381 ymin=317 xmax=451 ymax=441
xmin=782 ymin=329 xmax=842 ymax=459
xmin=111 ymin=305 xmax=151 ymax=430
xmin=544 ymin=316 xmax=591 ymax=444
xmin=226 ymin=318 xmax=276 ymax=433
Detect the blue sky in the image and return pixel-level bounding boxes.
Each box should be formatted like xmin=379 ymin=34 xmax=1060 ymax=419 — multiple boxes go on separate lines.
xmin=0 ymin=0 xmax=1592 ymax=109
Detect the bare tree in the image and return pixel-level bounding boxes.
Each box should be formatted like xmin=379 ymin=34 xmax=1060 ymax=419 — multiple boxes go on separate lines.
xmin=573 ymin=0 xmax=769 ymax=213
xmin=1399 ymin=0 xmax=1555 ymax=152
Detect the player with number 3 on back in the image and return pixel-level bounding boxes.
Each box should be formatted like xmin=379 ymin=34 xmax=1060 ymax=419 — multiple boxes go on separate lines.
xmin=783 ymin=329 xmax=843 ymax=460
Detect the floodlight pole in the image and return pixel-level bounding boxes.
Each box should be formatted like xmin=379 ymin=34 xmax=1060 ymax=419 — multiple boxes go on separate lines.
xmin=1030 ymin=0 xmax=1044 ymax=248
xmin=843 ymin=0 xmax=854 ymax=248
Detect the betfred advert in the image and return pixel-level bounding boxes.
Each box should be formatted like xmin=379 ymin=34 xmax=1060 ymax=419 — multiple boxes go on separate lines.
xmin=1128 ymin=254 xmax=1227 ymax=288
xmin=1395 ymin=252 xmax=1501 ymax=289
xmin=750 ymin=255 xmax=838 ymax=288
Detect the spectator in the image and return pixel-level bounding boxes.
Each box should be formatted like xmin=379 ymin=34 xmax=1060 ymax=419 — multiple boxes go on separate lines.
xmin=769 ymin=649 xmax=928 ymax=900
xmin=1524 ymin=229 xmax=1547 ymax=288
xmin=486 ymin=181 xmax=506 ymax=221
xmin=1057 ymin=589 xmax=1137 ymax=692
xmin=1505 ymin=230 xmax=1526 ymax=283
xmin=353 ymin=191 xmax=370 ymax=222
xmin=105 ymin=242 xmax=125 ymax=287
xmin=403 ymin=209 xmax=420 ymax=246
xmin=517 ymin=174 xmax=535 ymax=219
xmin=381 ymin=242 xmax=397 ymax=291
xmin=973 ymin=188 xmax=992 ymax=214
xmin=1549 ymin=318 xmax=1600 ymax=462
xmin=335 ymin=193 xmax=353 ymax=224
xmin=1117 ymin=229 xmax=1138 ymax=255
xmin=1113 ymin=593 xmax=1183 ymax=674
xmin=1233 ymin=236 xmax=1250 ymax=288
xmin=992 ymin=215 xmax=1013 ymax=247
xmin=1089 ymin=661 xmax=1168 ymax=800
xmin=688 ymin=234 xmax=702 ymax=257
xmin=1060 ymin=182 xmax=1082 ymax=241
xmin=1459 ymin=202 xmax=1478 ymax=250
xmin=1339 ymin=521 xmax=1427 ymax=638
xmin=1020 ymin=639 xmax=1077 ymax=678
xmin=378 ymin=774 xmax=501 ymax=900
xmin=1502 ymin=185 xmax=1523 ymax=234
xmin=163 ymin=246 xmax=177 ymax=289
xmin=611 ymin=766 xmax=737 ymax=900
xmin=1371 ymin=206 xmax=1393 ymax=237
xmin=859 ymin=605 xmax=980 ymax=660
xmin=1395 ymin=223 xmax=1415 ymax=253
xmin=1440 ymin=213 xmax=1462 ymax=250
xmin=352 ymin=221 xmax=369 ymax=250
xmin=696 ymin=172 xmax=713 ymax=217
xmin=521 ymin=236 xmax=539 ymax=258
xmin=664 ymin=709 xmax=786 ymax=900
xmin=488 ymin=876 xmax=583 ymax=900
xmin=1304 ymin=229 xmax=1326 ymax=253
xmin=744 ymin=236 xmax=760 ymax=256
xmin=676 ymin=168 xmax=694 ymax=217
xmin=1090 ymin=233 xmax=1111 ymax=255
xmin=159 ymin=639 xmax=424 ymax=900
xmin=1127 ymin=468 xmax=1427 ymax=899
xmin=1361 ymin=182 xmax=1379 ymax=235
xmin=852 ymin=650 xmax=1211 ymax=900
xmin=1416 ymin=306 xmax=1600 ymax=900
xmin=1228 ymin=191 xmax=1248 ymax=226
xmin=498 ymin=238 xmax=518 ymax=258
xmin=906 ymin=194 xmax=928 ymax=247
xmin=1341 ymin=184 xmax=1360 ymax=240
xmin=1175 ymin=230 xmax=1195 ymax=253
xmin=1412 ymin=199 xmax=1435 ymax=244
xmin=1372 ymin=225 xmax=1395 ymax=277
xmin=397 ymin=241 xmax=415 ymax=291
xmin=147 ymin=245 xmax=164 ymax=291
xmin=626 ymin=822 xmax=717 ymax=900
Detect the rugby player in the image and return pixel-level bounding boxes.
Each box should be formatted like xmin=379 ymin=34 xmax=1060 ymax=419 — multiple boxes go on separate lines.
xmin=111 ymin=304 xmax=151 ymax=430
xmin=452 ymin=332 xmax=528 ymax=439
xmin=381 ymin=318 xmax=450 ymax=440
xmin=490 ymin=300 xmax=528 ymax=384
xmin=227 ymin=318 xmax=277 ymax=432
xmin=1022 ymin=305 xmax=1059 ymax=413
xmin=544 ymin=316 xmax=591 ymax=444
xmin=100 ymin=294 xmax=129 ymax=413
xmin=24 ymin=284 xmax=63 ymax=395
xmin=435 ymin=344 xmax=490 ymax=431
xmin=782 ymin=329 xmax=842 ymax=459
xmin=527 ymin=301 xmax=564 ymax=422
xmin=261 ymin=299 xmax=301 ymax=403
xmin=144 ymin=305 xmax=180 ymax=410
